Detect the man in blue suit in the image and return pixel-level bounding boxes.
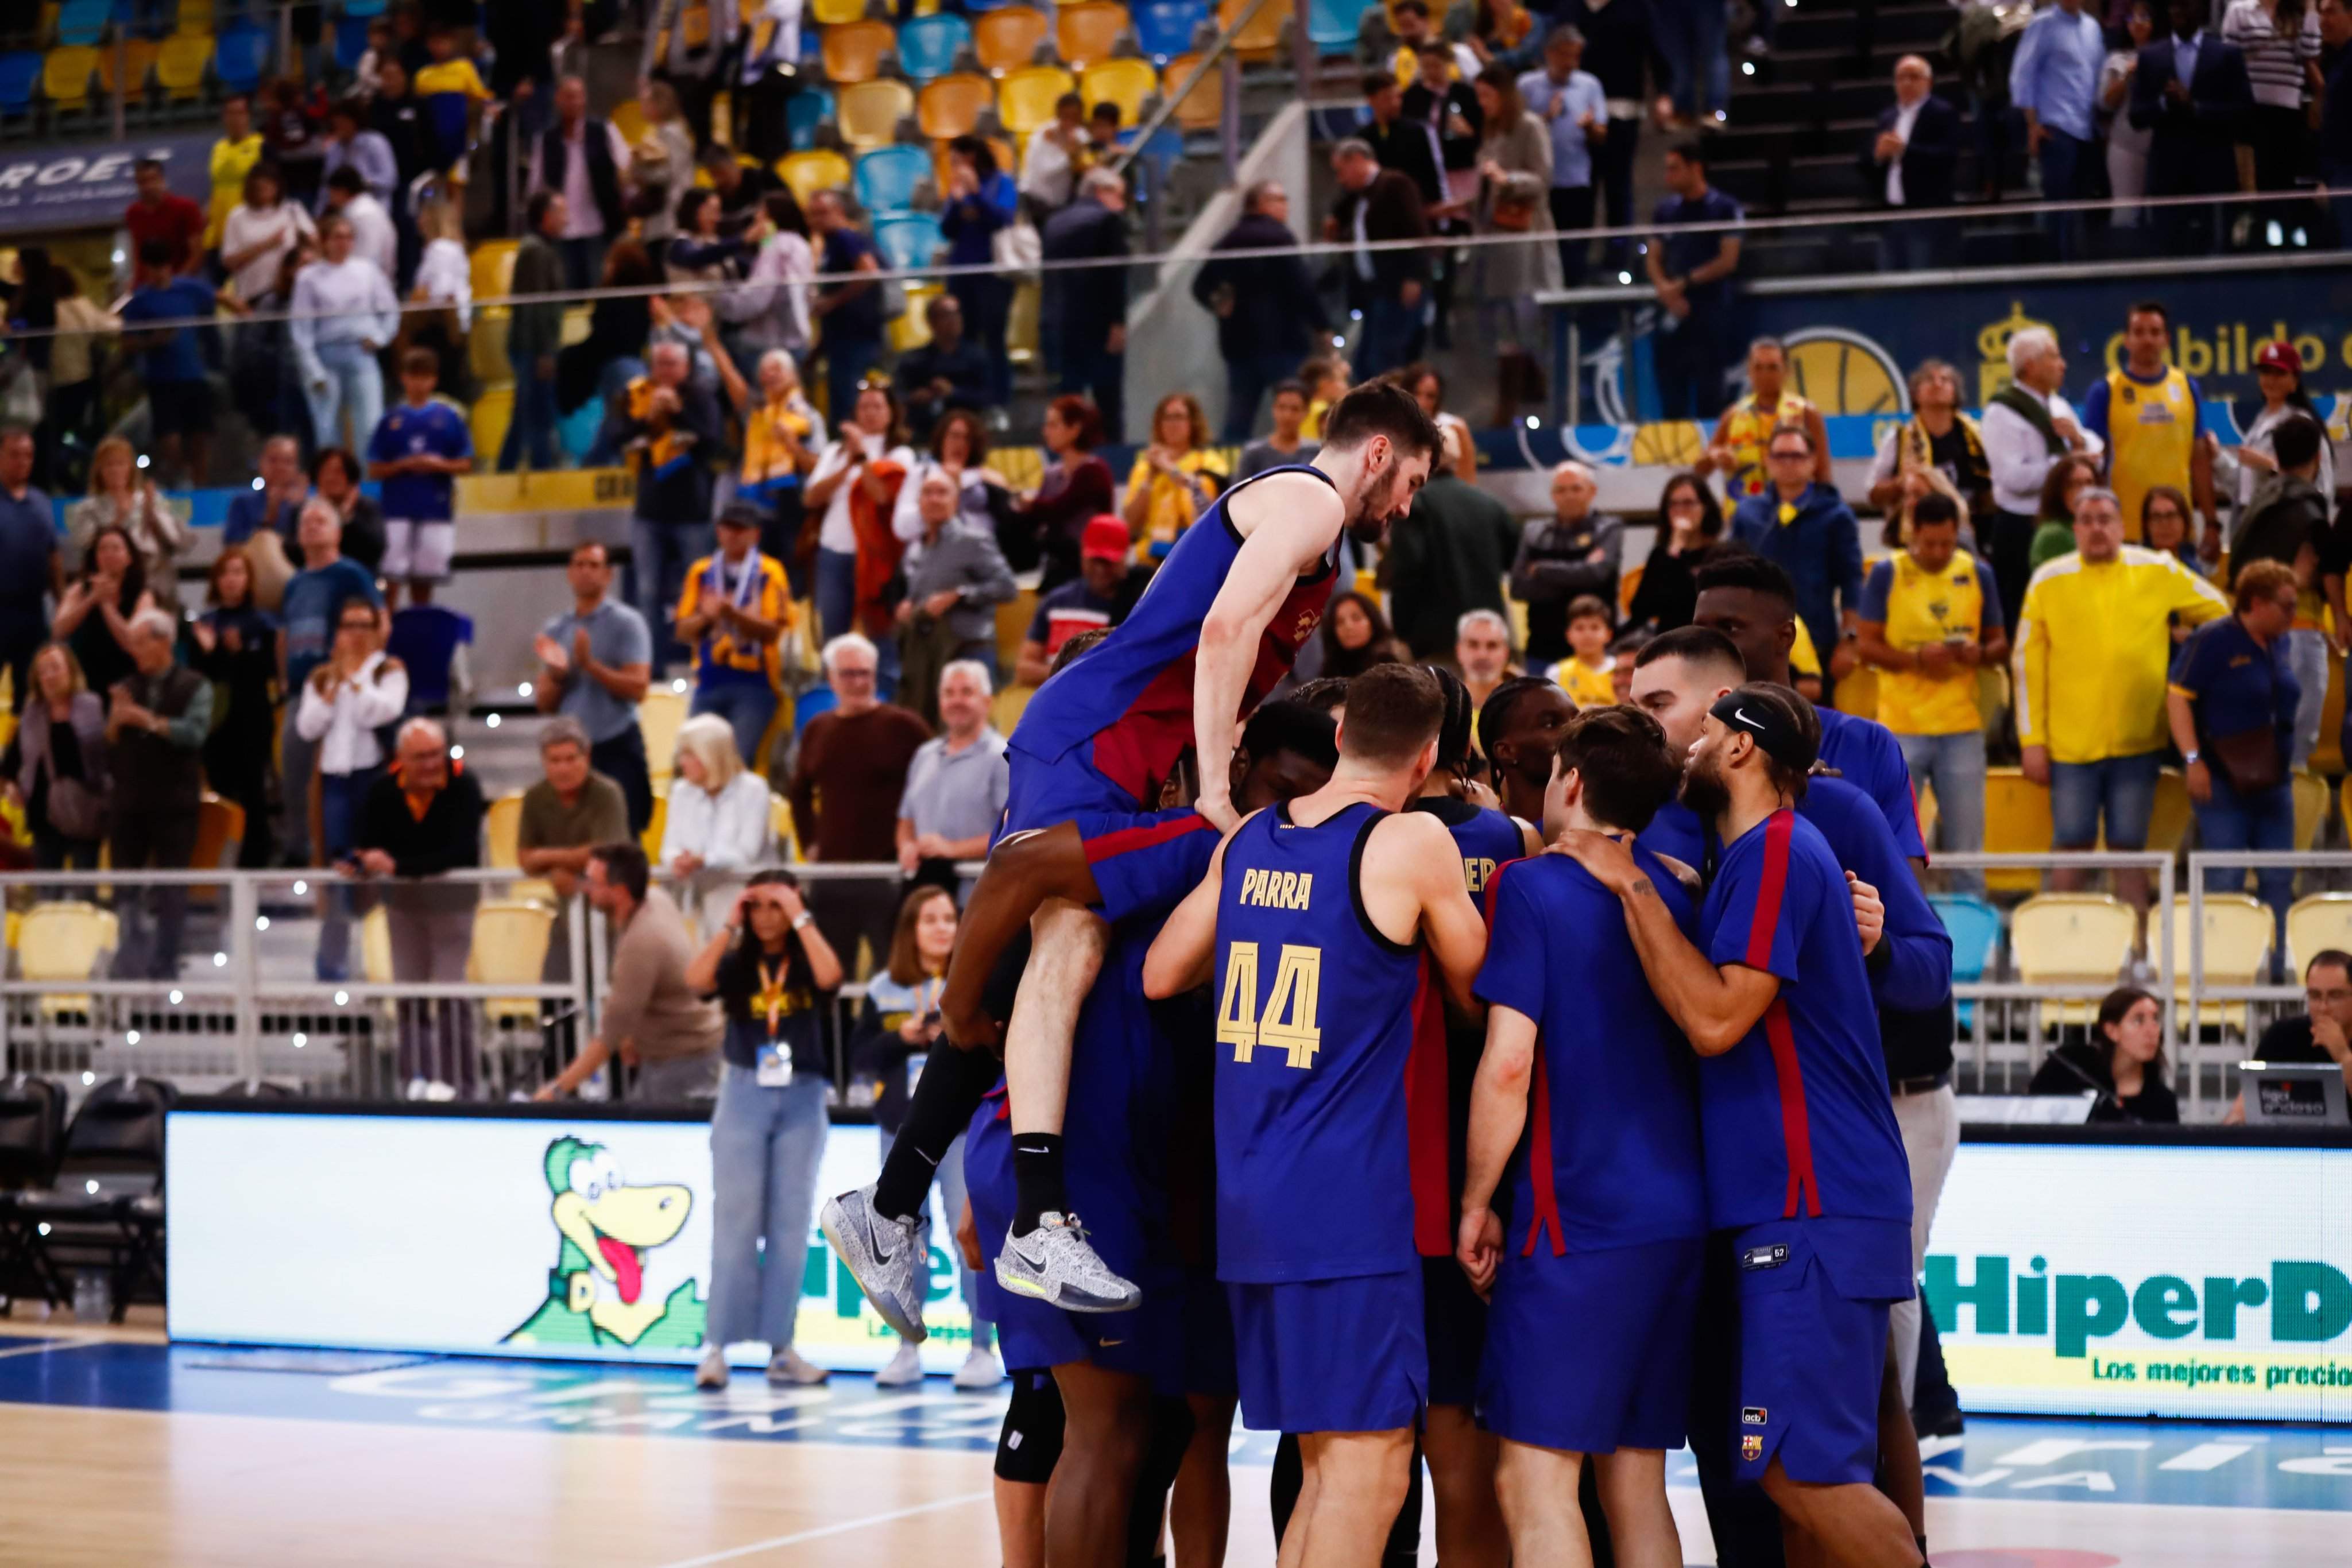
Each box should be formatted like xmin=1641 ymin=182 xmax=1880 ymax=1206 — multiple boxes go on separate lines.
xmin=2131 ymin=0 xmax=2254 ymax=256
xmin=1862 ymin=55 xmax=1962 ymax=270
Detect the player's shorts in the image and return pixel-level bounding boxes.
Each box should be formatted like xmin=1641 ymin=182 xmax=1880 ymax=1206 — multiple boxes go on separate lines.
xmin=995 ymin=1369 xmax=1065 ymax=1484
xmin=1422 ymin=1253 xmax=1488 ymax=1410
xmin=1479 ymin=1236 xmax=1703 ymax=1454
xmin=1001 ymin=742 xmax=1217 ymax=926
xmin=381 ymin=518 xmax=456 ymax=581
xmin=1181 ymin=1264 xmax=1237 ymax=1400
xmin=1726 ymin=1218 xmax=1912 ymax=1487
xmin=1229 ymin=1268 xmax=1427 ymax=1435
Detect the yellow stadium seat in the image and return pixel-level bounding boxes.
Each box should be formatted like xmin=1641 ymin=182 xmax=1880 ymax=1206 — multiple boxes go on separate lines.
xmin=811 ymin=0 xmax=869 ymax=24
xmin=2171 ymin=893 xmax=2273 ymax=1031
xmin=836 ymin=77 xmax=916 ymax=150
xmin=608 ymin=97 xmax=647 ymax=145
xmin=469 ymin=385 xmax=513 ymax=466
xmin=1220 ymin=0 xmax=1290 ymax=58
xmin=641 ymin=783 xmax=670 ymax=861
xmin=2293 ymin=768 xmax=2330 ymax=850
xmin=44 ymin=45 xmax=97 ymax=106
xmin=998 ymin=63 xmax=1077 ymax=136
xmin=889 ymin=280 xmax=941 ymax=352
xmin=361 ymin=904 xmax=394 ymax=985
xmin=975 ymin=5 xmax=1050 ymax=73
xmin=768 ymin=793 xmax=802 ymax=862
xmin=469 ymin=900 xmax=556 ymax=1029
xmin=156 ymin=32 xmax=210 ymax=98
xmin=778 ymin=148 xmax=853 ymax=207
xmin=470 ymin=238 xmax=519 ymax=300
xmin=18 ymin=901 xmax=114 ymax=1019
xmin=98 ymin=38 xmax=160 ymax=96
xmin=2145 ymin=768 xmax=2191 ymax=855
xmin=1081 ymin=57 xmax=1156 ymax=125
xmin=2312 ymin=646 xmax=2345 ymax=775
xmin=2011 ymin=892 xmax=2138 ymax=1036
xmin=2287 ymin=892 xmax=2352 ymax=975
xmin=486 ymin=791 xmax=525 ymax=870
xmin=919 ymin=71 xmax=995 ymax=140
xmin=641 ymin=687 xmax=690 ymax=784
xmin=1164 ymin=51 xmax=1222 ymax=129
xmin=1981 ymin=766 xmax=2053 ymax=895
xmin=1057 ymin=1 xmax=1130 ymax=67
xmin=823 ymin=18 xmax=896 ymax=84
xmin=173 ymin=0 xmax=210 ymax=34
xmin=1008 ymin=275 xmax=1039 ymax=366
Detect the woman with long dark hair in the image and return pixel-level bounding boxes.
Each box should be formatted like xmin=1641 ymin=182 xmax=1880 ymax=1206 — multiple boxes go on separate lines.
xmin=1009 ymin=394 xmax=1115 ymax=589
xmin=189 ymin=545 xmax=282 ymax=868
xmin=1624 ymin=471 xmax=1726 ymax=633
xmin=2236 ymin=340 xmax=2333 ymax=507
xmin=1316 ymin=590 xmax=1408 ymax=679
xmin=51 ymin=524 xmax=154 ymax=698
xmin=0 ymin=642 xmax=109 ymax=876
xmin=2026 ymin=451 xmax=2105 ymax=574
xmin=2029 ymin=985 xmax=2179 ymax=1122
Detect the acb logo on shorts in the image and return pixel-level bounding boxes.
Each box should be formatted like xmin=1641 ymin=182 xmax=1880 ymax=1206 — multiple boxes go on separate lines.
xmin=1741 ymin=1434 xmax=1764 ymax=1461
xmin=1740 ymin=1406 xmax=1768 ymax=1426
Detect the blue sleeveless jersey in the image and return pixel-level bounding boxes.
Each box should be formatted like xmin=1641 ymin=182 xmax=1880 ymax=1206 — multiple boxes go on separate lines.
xmin=1212 ymin=801 xmax=1426 ymax=1284
xmin=1009 ymin=466 xmax=1340 ymax=807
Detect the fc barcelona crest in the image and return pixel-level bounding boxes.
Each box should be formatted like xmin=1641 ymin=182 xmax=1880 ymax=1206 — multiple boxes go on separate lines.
xmin=1741 ymin=1434 xmax=1765 ymax=1461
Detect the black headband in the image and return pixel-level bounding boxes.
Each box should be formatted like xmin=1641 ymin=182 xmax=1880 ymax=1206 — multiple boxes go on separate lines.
xmin=1709 ymin=691 xmax=1815 ymax=773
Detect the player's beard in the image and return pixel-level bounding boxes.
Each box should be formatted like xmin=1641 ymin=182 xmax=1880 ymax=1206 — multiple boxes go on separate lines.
xmin=1679 ymin=751 xmax=1731 ymax=823
xmin=1345 ymin=458 xmax=1392 ymax=543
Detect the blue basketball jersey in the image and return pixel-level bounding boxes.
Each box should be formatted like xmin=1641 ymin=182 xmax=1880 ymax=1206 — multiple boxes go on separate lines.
xmin=1213 ymin=801 xmax=1425 ymax=1284
xmin=1816 ymin=708 xmax=1926 ymax=861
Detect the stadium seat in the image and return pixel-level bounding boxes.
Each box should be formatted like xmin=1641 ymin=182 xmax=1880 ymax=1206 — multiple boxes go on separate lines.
xmin=2286 ymin=892 xmax=2352 ymax=975
xmin=42 ymin=45 xmax=98 ymax=111
xmin=1220 ymin=0 xmax=1290 ymax=58
xmin=96 ymin=36 xmax=158 ymax=98
xmin=1056 ymin=1 xmax=1129 ymax=67
xmin=470 ymin=900 xmax=555 ymax=1033
xmin=974 ymin=5 xmax=1049 ymax=73
xmin=0 ymin=53 xmax=42 ymax=122
xmin=57 ymin=0 xmax=109 ymax=48
xmin=2010 ymin=893 xmax=2137 ymax=1036
xmin=1929 ymin=893 xmax=2002 ymax=1035
xmin=769 ymin=793 xmax=802 ymax=862
xmin=339 ymin=0 xmax=389 ymax=16
xmin=641 ymin=783 xmax=668 ymax=860
xmin=917 ymin=70 xmax=993 ymax=139
xmin=608 ymin=96 xmax=647 ymax=144
xmin=485 ymin=791 xmax=524 ymax=870
xmin=0 ymin=1075 xmax=65 ymax=1195
xmin=1309 ymin=0 xmax=1374 ymax=51
xmin=333 ymin=15 xmax=373 ymax=73
xmin=898 ymin=12 xmax=972 ymax=82
xmin=997 ymin=62 xmax=1075 ymax=135
xmin=778 ymin=146 xmax=852 ymax=206
xmin=810 ymin=0 xmax=868 ymax=24
xmin=469 ymin=385 xmax=513 ymax=467
xmin=171 ymin=0 xmax=215 ymax=32
xmin=872 ymin=210 xmax=946 ymax=271
xmin=855 ymin=142 xmax=933 ymax=213
xmin=214 ymin=18 xmax=267 ymax=92
xmin=1981 ymin=766 xmax=2053 ymax=895
xmin=153 ymin=31 xmax=208 ymax=99
xmin=785 ymin=84 xmax=834 ymax=150
xmin=361 ymin=902 xmax=394 ymax=985
xmin=642 ymin=687 xmax=689 ymax=784
xmin=822 ymin=18 xmax=896 ymax=85
xmin=891 ymin=278 xmax=942 ymax=351
xmin=1163 ymin=51 xmax=1221 ymax=129
xmin=2171 ymin=893 xmax=2272 ymax=1033
xmin=470 ymin=237 xmax=519 ymax=299
xmin=2145 ymin=768 xmax=2192 ymax=855
xmin=1081 ymin=57 xmax=1155 ymax=125
xmin=2293 ymin=767 xmax=2330 ymax=849
xmin=17 ymin=901 xmax=114 ymax=1019
xmin=835 ymin=76 xmax=915 ymax=150
xmin=1133 ymin=0 xmax=1205 ymax=59
xmin=189 ymin=790 xmax=244 ymax=899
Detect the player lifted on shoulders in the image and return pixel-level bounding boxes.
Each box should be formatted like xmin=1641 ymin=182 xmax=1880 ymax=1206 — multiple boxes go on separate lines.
xmin=824 ymin=383 xmax=1440 ymax=1337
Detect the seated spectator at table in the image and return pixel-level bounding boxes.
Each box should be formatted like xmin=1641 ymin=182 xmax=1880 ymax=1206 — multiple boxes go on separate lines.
xmin=1385 ymin=428 xmax=1519 ymax=658
xmin=1704 ymin=338 xmax=1830 ymax=500
xmin=678 ymin=502 xmax=796 ymax=772
xmin=2028 ymin=986 xmax=2179 ymax=1123
xmin=1005 ymin=396 xmax=1114 ymax=589
xmin=539 ymin=842 xmax=727 ymax=1104
xmin=517 ymin=716 xmax=632 ymax=982
xmin=1237 ymin=380 xmax=1321 ymax=481
xmin=189 ymin=548 xmax=281 ymax=870
xmin=314 ymin=444 xmax=389 ymax=582
xmin=354 ymin=717 xmax=485 ymax=1095
xmin=1 ymin=643 xmax=109 ymax=876
xmin=1453 ymin=607 xmax=1523 ymax=711
xmin=368 ymin=348 xmax=475 ymax=609
xmin=52 ymin=525 xmax=154 ymax=702
xmin=2028 ymin=451 xmax=2106 ymax=574
xmin=788 ymin=634 xmax=931 ymax=975
xmin=65 ymin=436 xmax=190 ymax=601
xmin=662 ymin=714 xmax=777 ymax=926
xmin=895 ymin=661 xmax=1008 ymax=899
xmin=1315 ymin=589 xmax=1410 ymax=683
xmin=1122 ymin=393 xmax=1225 ymax=566
xmin=2228 ymin=413 xmax=2332 ymax=766
xmin=537 ymin=541 xmax=655 ymax=834
xmin=1730 ymin=424 xmax=1864 ymax=679
xmin=1863 ymin=55 xmax=1962 ymax=270
xmin=118 ymin=239 xmax=218 ymax=486
xmin=1013 ymin=516 xmax=1147 ymax=686
xmin=278 ymin=501 xmax=384 ymax=866
xmin=1623 ymin=470 xmax=1724 ymax=635
xmin=301 ymin=598 xmax=408 ymax=978
xmin=106 ymin=609 xmax=212 ymax=981
xmin=2226 ymin=949 xmax=2352 ymax=1122
xmin=894 ymin=296 xmax=992 ymax=447
xmin=897 ymin=474 xmax=1019 ymax=718
xmin=1867 ymin=359 xmax=1994 ymax=532
xmin=1510 ymin=459 xmax=1623 ymax=665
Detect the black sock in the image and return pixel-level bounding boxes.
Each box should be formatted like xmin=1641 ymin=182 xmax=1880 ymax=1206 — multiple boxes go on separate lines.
xmin=873 ymin=1045 xmax=1000 ymax=1222
xmin=1012 ymin=1132 xmax=1067 ymax=1234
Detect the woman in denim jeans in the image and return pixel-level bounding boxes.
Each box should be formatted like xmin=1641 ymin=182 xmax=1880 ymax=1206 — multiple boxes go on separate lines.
xmin=688 ymin=870 xmax=845 ymax=1389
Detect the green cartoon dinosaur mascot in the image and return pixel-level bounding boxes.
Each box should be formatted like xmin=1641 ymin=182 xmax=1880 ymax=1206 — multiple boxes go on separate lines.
xmin=506 ymin=1136 xmax=709 ymax=1350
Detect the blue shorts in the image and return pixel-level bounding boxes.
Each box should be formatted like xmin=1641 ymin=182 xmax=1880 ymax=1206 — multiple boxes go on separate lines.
xmin=1726 ymin=1219 xmax=1911 ymax=1486
xmin=1480 ymin=1236 xmax=1704 ymax=1454
xmin=1423 ymin=1254 xmax=1488 ymax=1410
xmin=1002 ymin=741 xmax=1217 ymax=924
xmin=1229 ymin=1269 xmax=1427 ymax=1434
xmin=2048 ymin=750 xmax=2163 ymax=851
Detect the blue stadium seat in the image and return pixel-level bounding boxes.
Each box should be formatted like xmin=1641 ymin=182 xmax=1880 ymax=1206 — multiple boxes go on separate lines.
xmin=896 ymin=13 xmax=971 ymax=84
xmin=871 ymin=211 xmax=944 ymax=272
xmin=1132 ymin=0 xmax=1205 ymax=61
xmin=1930 ymin=893 xmax=2003 ymax=1033
xmin=0 ymin=54 xmax=42 ymax=118
xmin=785 ymin=85 xmax=832 ymax=152
xmin=332 ymin=16 xmax=373 ymax=73
xmin=57 ymin=0 xmax=112 ymax=48
xmin=854 ymin=144 xmax=932 ymax=215
xmin=1307 ymin=0 xmax=1374 ymax=54
xmin=214 ymin=18 xmax=269 ymax=92
xmin=341 ymin=0 xmax=389 ymax=16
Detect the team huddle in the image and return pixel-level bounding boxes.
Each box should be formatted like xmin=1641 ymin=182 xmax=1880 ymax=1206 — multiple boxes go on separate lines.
xmin=822 ymin=382 xmax=1940 ymax=1568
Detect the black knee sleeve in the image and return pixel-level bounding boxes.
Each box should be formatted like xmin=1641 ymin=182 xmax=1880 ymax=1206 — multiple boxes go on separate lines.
xmin=995 ymin=1369 xmax=1066 ymax=1485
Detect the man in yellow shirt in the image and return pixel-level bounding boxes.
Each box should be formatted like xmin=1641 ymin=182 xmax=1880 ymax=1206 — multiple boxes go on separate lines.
xmin=2014 ymin=486 xmax=2227 ymax=913
xmin=674 ymin=502 xmax=795 ymax=770
xmin=2081 ymin=300 xmax=2217 ymax=551
xmin=1701 ymin=336 xmax=1832 ymax=500
xmin=206 ymin=94 xmax=264 ymax=251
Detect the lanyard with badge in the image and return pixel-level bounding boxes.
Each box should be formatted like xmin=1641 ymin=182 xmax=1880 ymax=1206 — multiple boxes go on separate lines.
xmin=708 ymin=553 xmax=760 ymax=665
xmin=751 ymin=954 xmax=801 ymax=1086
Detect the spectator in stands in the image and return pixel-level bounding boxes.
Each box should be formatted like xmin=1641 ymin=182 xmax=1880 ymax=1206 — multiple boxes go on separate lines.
xmin=66 ymin=435 xmax=190 ymax=598
xmin=322 ymin=98 xmax=399 ymax=211
xmin=207 ymin=95 xmax=265 ymax=257
xmin=939 ymin=137 xmax=1020 ymax=410
xmin=0 ymin=428 xmax=53 ymax=715
xmin=1195 ymin=181 xmax=1332 ymax=444
xmin=537 ymin=541 xmax=656 ymax=834
xmin=263 ymin=76 xmax=327 ymax=207
xmin=1624 ymin=470 xmax=1723 ymax=634
xmin=788 ymin=634 xmax=932 ymax=974
xmin=2029 ymin=986 xmax=2178 ymax=1122
xmin=1867 ymin=359 xmax=1994 ymax=531
xmin=1730 ymin=424 xmax=1864 ymax=676
xmin=1511 ymin=459 xmax=1623 ymax=666
xmin=2133 ymin=0 xmax=2256 ymax=255
xmin=1016 ymin=516 xmax=1144 ymax=686
xmin=1238 ymin=380 xmax=1321 ymax=481
xmin=2016 ymin=487 xmax=2227 ymax=918
xmin=804 ymin=382 xmax=915 ymax=649
xmin=1383 ymin=431 xmax=1518 ymax=658
xmin=38 ymin=267 xmax=112 ymax=474
xmin=1864 ymin=55 xmax=1962 ymax=270
xmin=540 ymin=841 xmax=727 ymax=1104
xmin=2230 ymin=950 xmax=2352 ymax=1121
xmin=1983 ymin=324 xmax=2103 ymax=625
xmin=733 ymin=349 xmax=823 ymax=581
xmin=1009 ymin=396 xmax=1115 ymax=589
xmin=501 ymin=191 xmax=570 ymax=474
xmin=302 ymin=597 xmax=406 ymax=977
xmin=2084 ymin=300 xmax=2215 ymax=555
xmin=678 ymin=502 xmax=797 ymax=771
xmin=1328 ymin=138 xmax=1430 ymax=379
xmin=661 ymin=713 xmax=777 ymax=926
xmin=665 ymin=189 xmax=748 ymax=295
xmin=320 ymin=165 xmax=399 ymax=286
xmin=1123 ymin=394 xmax=1225 ymax=565
xmin=1857 ymin=494 xmax=2006 ymax=894
xmin=2102 ymin=2 xmax=2161 ymax=233
xmin=2140 ymin=485 xmax=2206 ymax=572
xmin=1704 ymin=337 xmax=1831 ymax=500
xmin=1516 ymin=28 xmax=1606 ymax=287
xmin=688 ymin=869 xmax=844 ymax=1390
xmin=220 ymin=164 xmax=315 ymax=309
xmin=1397 ymin=364 xmax=1477 ymax=482
xmin=703 ymin=145 xmax=783 ymax=234
xmin=2322 ymin=0 xmax=2352 ymax=242
xmin=2028 ymin=454 xmax=2101 ymax=575
xmin=1313 ymin=589 xmax=1409 ymax=683
xmin=125 ymin=158 xmax=206 ymax=277
xmin=1644 ymin=141 xmax=1742 ymax=420
xmin=895 ymin=296 xmax=992 ymax=445
xmin=222 ymin=434 xmax=308 ymax=561
xmin=1041 ymin=169 xmax=1132 ymax=436
xmin=291 ymin=214 xmax=399 ymax=458
xmin=105 ymin=609 xmax=211 ymax=981
xmin=898 ymin=474 xmax=1019 ymax=714
xmin=369 ymin=58 xmax=427 ymax=198
xmin=894 ymin=412 xmax=1011 ymax=549
xmin=807 ymin=191 xmax=889 ymax=431
xmin=516 ymin=719 xmax=630 ymax=974
xmin=606 ymin=340 xmax=726 ymax=661
xmin=2240 ymin=343 xmax=2335 ymax=511
xmin=118 ymin=239 xmax=218 ymax=486
xmin=719 ymin=194 xmax=816 ymax=378
xmin=189 ymin=548 xmax=280 ymax=870
xmin=1472 ymin=63 xmax=1562 ymax=404
xmin=644 ymin=0 xmax=732 ymax=146
xmin=413 ymin=25 xmax=494 ymax=179
xmin=1404 ymin=41 xmax=1481 ymax=347
xmin=2010 ymin=0 xmax=2106 ymax=260
xmin=1453 ymin=608 xmax=1523 ymax=714
xmin=1361 ymin=72 xmax=1445 ymax=207
xmin=634 ymin=86 xmax=701 ymax=265
xmin=311 ymin=447 xmax=388 ymax=581
xmin=2169 ymin=559 xmax=2299 ymax=943
xmin=896 ymin=661 xmax=1009 ymax=898
xmin=52 ymin=524 xmax=153 ymax=704
xmin=367 ymin=349 xmax=474 ymax=608
xmin=528 ymin=77 xmax=633 ymax=292
xmin=1555 ymin=0 xmax=1654 ymax=271
xmin=2227 ymin=415 xmax=2331 ymax=765
xmin=485 ymin=3 xmax=564 ymax=143
xmin=354 ymin=717 xmax=484 ymax=1094
xmin=279 ymin=501 xmax=384 ymax=867
xmin=2 ymin=644 xmax=108 ymax=876
xmin=1022 ymin=93 xmax=1092 ymax=211
xmin=563 ymin=242 xmax=659 ymax=459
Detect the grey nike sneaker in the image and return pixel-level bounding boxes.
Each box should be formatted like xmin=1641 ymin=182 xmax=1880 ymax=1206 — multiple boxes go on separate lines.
xmin=993 ymin=1211 xmax=1142 ymax=1313
xmin=820 ymin=1186 xmax=930 ymax=1342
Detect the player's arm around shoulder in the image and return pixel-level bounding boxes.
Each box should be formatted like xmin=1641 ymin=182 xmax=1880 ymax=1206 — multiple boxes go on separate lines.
xmin=1142 ymin=812 xmax=1257 ymax=1000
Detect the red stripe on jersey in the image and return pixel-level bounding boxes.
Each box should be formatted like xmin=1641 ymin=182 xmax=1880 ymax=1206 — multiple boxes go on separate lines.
xmin=1521 ymin=1052 xmax=1565 ymax=1257
xmin=1762 ymin=999 xmax=1822 ymax=1217
xmin=1081 ymin=812 xmax=1214 ymax=864
xmin=1406 ymin=961 xmax=1453 ymax=1257
xmin=1743 ymin=809 xmax=1795 ymax=971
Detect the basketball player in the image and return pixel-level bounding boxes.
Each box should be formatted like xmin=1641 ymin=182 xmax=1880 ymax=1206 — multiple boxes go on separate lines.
xmin=1144 ymin=664 xmax=1488 ymax=1568
xmin=1458 ymin=705 xmax=1705 ymax=1568
xmin=1554 ymin=685 xmax=1923 ymax=1568
xmin=826 ymin=384 xmax=1439 ymax=1333
xmin=1476 ymin=676 xmax=1576 ymax=825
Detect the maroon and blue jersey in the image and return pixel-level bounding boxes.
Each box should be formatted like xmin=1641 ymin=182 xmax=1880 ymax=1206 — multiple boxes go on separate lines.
xmin=1213 ymin=802 xmax=1425 ymax=1284
xmin=1816 ymin=707 xmax=1927 ymax=862
xmin=1009 ymin=466 xmax=1340 ymax=810
xmin=1475 ymin=849 xmax=1709 ymax=1256
xmin=1698 ymin=809 xmax=1912 ymax=1231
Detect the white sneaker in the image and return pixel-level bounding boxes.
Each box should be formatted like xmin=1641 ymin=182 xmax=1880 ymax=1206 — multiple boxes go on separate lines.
xmin=874 ymin=1340 xmax=924 ymax=1387
xmin=766 ymin=1346 xmax=830 ymax=1385
xmin=953 ymin=1345 xmax=1004 ymax=1390
xmin=694 ymin=1347 xmax=728 ymax=1388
